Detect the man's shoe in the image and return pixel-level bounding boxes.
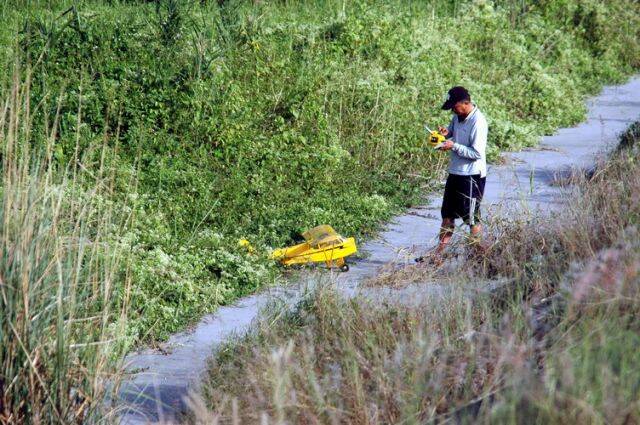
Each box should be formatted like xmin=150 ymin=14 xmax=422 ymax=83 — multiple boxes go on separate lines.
xmin=414 ymin=253 xmax=443 ymax=267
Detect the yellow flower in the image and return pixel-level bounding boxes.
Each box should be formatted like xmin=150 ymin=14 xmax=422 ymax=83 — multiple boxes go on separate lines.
xmin=238 ymin=238 xmax=255 ymax=253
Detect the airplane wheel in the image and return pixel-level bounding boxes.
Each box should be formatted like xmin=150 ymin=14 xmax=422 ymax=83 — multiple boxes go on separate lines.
xmin=340 ymin=264 xmax=349 ymax=272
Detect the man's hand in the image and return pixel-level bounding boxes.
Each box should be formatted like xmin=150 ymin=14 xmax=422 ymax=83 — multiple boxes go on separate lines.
xmin=438 ymin=126 xmax=449 ymax=137
xmin=439 ymin=140 xmax=455 ymax=151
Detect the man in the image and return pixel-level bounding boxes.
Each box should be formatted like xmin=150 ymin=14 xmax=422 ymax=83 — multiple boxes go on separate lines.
xmin=417 ymin=86 xmax=488 ymax=263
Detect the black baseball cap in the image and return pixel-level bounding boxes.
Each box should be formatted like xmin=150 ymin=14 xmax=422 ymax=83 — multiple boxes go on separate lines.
xmin=441 ymin=86 xmax=471 ymax=110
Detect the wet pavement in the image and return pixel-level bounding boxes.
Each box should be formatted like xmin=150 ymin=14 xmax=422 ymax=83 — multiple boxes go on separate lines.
xmin=117 ymin=76 xmax=640 ymax=424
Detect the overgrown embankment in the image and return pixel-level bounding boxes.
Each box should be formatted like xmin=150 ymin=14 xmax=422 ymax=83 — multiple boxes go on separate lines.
xmin=2 ymin=0 xmax=639 ymax=342
xmin=199 ymin=123 xmax=640 ymax=423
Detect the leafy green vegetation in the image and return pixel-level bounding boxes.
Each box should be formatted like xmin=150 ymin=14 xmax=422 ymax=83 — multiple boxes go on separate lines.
xmin=1 ymin=0 xmax=639 ymax=342
xmin=200 ymin=123 xmax=640 ymax=423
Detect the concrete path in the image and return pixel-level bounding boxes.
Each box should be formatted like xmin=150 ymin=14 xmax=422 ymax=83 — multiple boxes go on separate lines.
xmin=117 ymin=76 xmax=640 ymax=424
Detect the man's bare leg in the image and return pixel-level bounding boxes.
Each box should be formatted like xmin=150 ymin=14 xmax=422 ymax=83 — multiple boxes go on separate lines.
xmin=435 ymin=218 xmax=455 ymax=255
xmin=415 ymin=218 xmax=455 ymax=264
xmin=470 ymin=223 xmax=482 ymax=242
xmin=415 ymin=218 xmax=454 ymax=264
xmin=469 ymin=223 xmax=486 ymax=256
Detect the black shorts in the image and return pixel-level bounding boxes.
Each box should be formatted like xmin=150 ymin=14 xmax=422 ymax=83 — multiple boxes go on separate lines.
xmin=441 ymin=173 xmax=485 ymax=225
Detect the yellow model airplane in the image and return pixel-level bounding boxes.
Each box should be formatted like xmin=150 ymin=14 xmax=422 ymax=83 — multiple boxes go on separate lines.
xmin=270 ymin=225 xmax=357 ymax=272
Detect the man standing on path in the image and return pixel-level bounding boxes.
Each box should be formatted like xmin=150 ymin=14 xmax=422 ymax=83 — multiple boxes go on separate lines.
xmin=417 ymin=86 xmax=488 ymax=263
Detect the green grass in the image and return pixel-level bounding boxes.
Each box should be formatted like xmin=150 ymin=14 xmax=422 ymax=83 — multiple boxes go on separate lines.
xmin=0 ymin=67 xmax=129 ymax=424
xmin=198 ymin=123 xmax=640 ymax=423
xmin=1 ymin=0 xmax=639 ymax=343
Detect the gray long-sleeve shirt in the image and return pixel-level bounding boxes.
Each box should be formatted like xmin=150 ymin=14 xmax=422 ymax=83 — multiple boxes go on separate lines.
xmin=446 ymin=105 xmax=488 ymax=177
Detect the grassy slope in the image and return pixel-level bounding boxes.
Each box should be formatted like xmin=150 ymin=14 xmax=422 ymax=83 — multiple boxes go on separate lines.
xmin=1 ymin=0 xmax=639 ymax=343
xmin=201 ymin=123 xmax=640 ymax=423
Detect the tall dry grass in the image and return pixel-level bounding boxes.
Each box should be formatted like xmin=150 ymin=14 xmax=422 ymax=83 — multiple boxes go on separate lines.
xmin=0 ymin=65 xmax=130 ymax=423
xmin=474 ymin=122 xmax=640 ymax=286
xmin=199 ymin=286 xmax=524 ymax=424
xmin=194 ymin=123 xmax=640 ymax=424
